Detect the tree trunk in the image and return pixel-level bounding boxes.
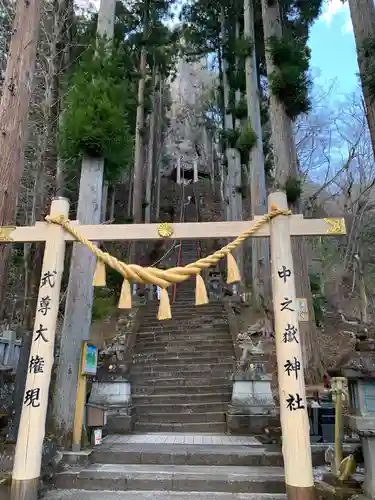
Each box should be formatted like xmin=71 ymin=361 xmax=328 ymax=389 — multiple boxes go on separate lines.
xmin=101 ymin=180 xmax=109 ymax=222
xmin=109 ymin=185 xmax=116 ymax=221
xmin=0 ymin=0 xmax=42 ymax=316
xmin=8 ymin=0 xmax=73 ymax=443
xmin=55 ymin=0 xmax=74 ymax=197
xmin=145 ymin=67 xmax=158 ymax=223
xmin=51 ymin=0 xmax=116 ymax=447
xmin=260 ymin=0 xmax=322 ymax=382
xmin=234 ymin=20 xmax=243 ymax=224
xmin=132 ymin=0 xmax=149 ymax=224
xmin=217 ymin=47 xmax=227 ymax=212
xmin=233 ymin=20 xmax=243 ymax=278
xmin=52 ymin=157 xmax=103 ymax=447
xmin=97 ymin=0 xmax=117 ymax=40
xmin=244 ymin=0 xmax=271 ymax=305
xmin=354 ymin=253 xmax=368 ymax=324
xmin=348 ymin=0 xmax=375 ymax=160
xmin=155 ymin=80 xmax=164 ymax=221
xmin=220 ymin=7 xmax=236 ymax=223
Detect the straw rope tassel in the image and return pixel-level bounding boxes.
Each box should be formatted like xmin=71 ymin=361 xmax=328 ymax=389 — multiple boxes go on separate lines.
xmin=195 ymin=273 xmax=209 ymax=305
xmin=118 ymin=279 xmax=132 ymax=309
xmin=226 ymin=252 xmax=241 ymax=284
xmin=93 ymin=258 xmax=106 ymax=286
xmin=158 ymin=288 xmax=172 ymax=320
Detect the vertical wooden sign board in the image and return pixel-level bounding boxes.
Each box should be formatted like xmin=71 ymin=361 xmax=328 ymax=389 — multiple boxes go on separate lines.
xmin=269 ymin=192 xmax=315 ymax=500
xmin=11 ymin=198 xmax=69 ymax=500
xmin=72 ymin=342 xmax=98 ymax=451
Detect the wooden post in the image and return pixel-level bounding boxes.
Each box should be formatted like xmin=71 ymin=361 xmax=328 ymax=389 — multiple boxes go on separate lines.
xmin=11 ymin=197 xmax=69 ymax=500
xmin=269 ymin=191 xmax=314 ymax=500
xmin=331 ymin=376 xmax=345 ymax=476
xmin=177 ymin=156 xmax=181 ymax=185
xmin=72 ymin=344 xmax=87 ymax=452
xmin=193 ymin=157 xmax=198 ymax=183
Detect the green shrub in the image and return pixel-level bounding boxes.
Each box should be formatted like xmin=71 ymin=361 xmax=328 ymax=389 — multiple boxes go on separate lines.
xmin=234 ymin=36 xmax=254 ymax=59
xmin=284 ymin=176 xmax=302 ymax=204
xmin=220 ymin=129 xmax=240 ymax=149
xmin=92 ymin=295 xmax=117 ymax=322
xmin=268 ymin=36 xmax=311 ymax=119
xmin=362 ymin=36 xmax=375 ymax=101
xmin=58 ymin=43 xmax=134 ymax=181
xmin=236 ymin=122 xmax=257 ymax=163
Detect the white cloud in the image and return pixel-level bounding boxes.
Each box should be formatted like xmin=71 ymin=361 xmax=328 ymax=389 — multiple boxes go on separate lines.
xmin=320 ymin=0 xmax=353 ymax=34
xmin=321 ymin=0 xmax=346 ymax=24
xmin=75 ymin=0 xmax=99 ymax=9
xmin=343 ymin=19 xmax=354 ymax=33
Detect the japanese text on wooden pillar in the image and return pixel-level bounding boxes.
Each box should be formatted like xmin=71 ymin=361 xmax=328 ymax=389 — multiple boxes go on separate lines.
xmin=12 ymin=198 xmax=69 ymax=481
xmin=269 ymin=191 xmax=313 ymax=489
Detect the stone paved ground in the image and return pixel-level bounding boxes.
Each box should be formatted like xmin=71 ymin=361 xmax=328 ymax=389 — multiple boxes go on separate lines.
xmin=43 ymin=491 xmax=287 ymax=500
xmin=102 ymin=433 xmax=261 ymax=446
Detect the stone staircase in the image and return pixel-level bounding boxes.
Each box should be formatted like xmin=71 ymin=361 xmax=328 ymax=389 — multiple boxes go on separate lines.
xmin=44 ymin=433 xmax=334 ymax=499
xmin=45 ymin=434 xmax=290 ymax=500
xmin=130 ymin=237 xmax=235 ymax=433
xmin=131 ymin=299 xmax=234 ymax=432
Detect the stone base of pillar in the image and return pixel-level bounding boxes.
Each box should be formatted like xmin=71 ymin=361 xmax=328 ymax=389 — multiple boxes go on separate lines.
xmin=227 ymin=377 xmax=279 ymax=437
xmin=107 ymin=405 xmax=136 ymax=434
xmin=10 ymin=477 xmax=39 ymax=500
xmin=226 ymin=409 xmax=280 ymax=437
xmin=362 ymin=436 xmax=375 ymax=498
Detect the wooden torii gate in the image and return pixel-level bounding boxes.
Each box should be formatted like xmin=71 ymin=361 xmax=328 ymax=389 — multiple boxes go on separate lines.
xmin=7 ymin=191 xmax=346 ymax=500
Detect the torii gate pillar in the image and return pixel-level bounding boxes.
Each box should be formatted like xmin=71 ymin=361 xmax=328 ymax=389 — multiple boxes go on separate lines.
xmin=10 ymin=197 xmax=69 ymax=500
xmin=269 ymin=191 xmax=314 ymax=500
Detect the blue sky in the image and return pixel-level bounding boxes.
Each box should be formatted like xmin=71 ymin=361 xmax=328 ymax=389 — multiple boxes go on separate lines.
xmin=309 ymin=0 xmax=359 ymax=95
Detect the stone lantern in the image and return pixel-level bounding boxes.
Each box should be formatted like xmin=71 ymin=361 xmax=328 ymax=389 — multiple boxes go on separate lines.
xmin=329 ymin=329 xmax=375 ymax=498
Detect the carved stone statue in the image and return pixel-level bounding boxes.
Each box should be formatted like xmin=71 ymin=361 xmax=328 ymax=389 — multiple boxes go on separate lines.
xmin=236 ymin=321 xmax=267 ymax=373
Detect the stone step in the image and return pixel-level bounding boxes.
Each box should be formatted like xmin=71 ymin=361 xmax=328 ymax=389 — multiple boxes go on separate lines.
xmin=132 ymin=384 xmax=232 ymax=396
xmin=140 ymin=322 xmax=229 ymax=332
xmin=132 ymin=377 xmax=233 ymax=388
xmin=132 ymin=355 xmax=234 ymax=366
xmin=136 ymin=411 xmax=226 ymax=424
xmin=136 ymin=330 xmax=233 ymax=342
xmin=143 ymin=312 xmax=227 ymax=325
xmin=135 ymin=402 xmax=229 ymax=414
xmin=134 ymin=422 xmax=227 ymax=432
xmin=138 ymin=324 xmax=229 ymax=334
xmin=132 ymin=359 xmax=234 ymax=369
xmin=134 ymin=346 xmax=233 ymax=357
xmin=138 ymin=321 xmax=229 ymax=329
xmin=142 ymin=302 xmax=225 ymax=311
xmin=131 ymin=365 xmax=234 ymax=378
xmin=54 ymin=464 xmax=286 ymax=493
xmin=133 ymin=392 xmax=232 ymax=403
xmin=142 ymin=313 xmax=227 ymax=323
xmin=43 ymin=491 xmax=287 ymax=500
xmin=136 ymin=333 xmax=230 ymax=343
xmin=133 ymin=348 xmax=234 ymax=359
xmin=90 ymin=444 xmax=283 ymax=467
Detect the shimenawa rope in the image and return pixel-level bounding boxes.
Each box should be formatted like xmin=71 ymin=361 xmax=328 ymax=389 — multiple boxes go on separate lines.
xmin=45 ymin=206 xmax=291 ymax=319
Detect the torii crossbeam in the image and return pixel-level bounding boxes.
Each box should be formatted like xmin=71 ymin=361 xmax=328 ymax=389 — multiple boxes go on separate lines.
xmin=9 ymin=192 xmax=345 ymax=500
xmin=1 ymin=213 xmax=344 ymax=242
